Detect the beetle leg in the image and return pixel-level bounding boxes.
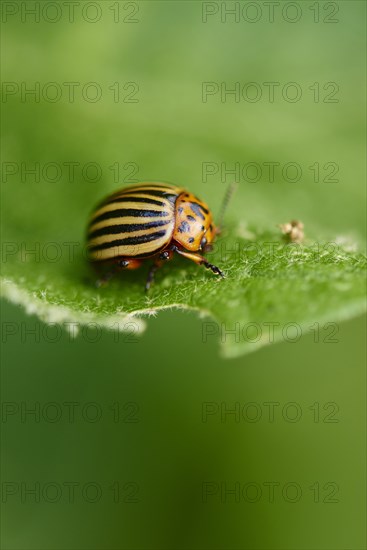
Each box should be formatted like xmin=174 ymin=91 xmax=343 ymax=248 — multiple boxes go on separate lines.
xmin=173 ymin=247 xmax=224 ymax=278
xmin=95 ymin=270 xmax=115 ymax=288
xmin=94 ymin=258 xmax=142 ymax=288
xmin=145 ymin=250 xmax=173 ymax=292
xmin=145 ymin=262 xmax=162 ymax=292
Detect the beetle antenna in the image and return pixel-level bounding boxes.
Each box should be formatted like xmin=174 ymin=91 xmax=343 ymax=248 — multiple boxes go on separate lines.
xmin=216 ymin=181 xmax=238 ymax=232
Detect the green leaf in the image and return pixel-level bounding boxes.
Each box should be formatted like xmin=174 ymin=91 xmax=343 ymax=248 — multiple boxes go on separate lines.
xmin=2 ymin=211 xmax=366 ymax=358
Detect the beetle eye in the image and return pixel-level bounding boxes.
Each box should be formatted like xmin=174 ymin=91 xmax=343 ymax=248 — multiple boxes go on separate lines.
xmin=200 ymin=236 xmax=207 ymax=250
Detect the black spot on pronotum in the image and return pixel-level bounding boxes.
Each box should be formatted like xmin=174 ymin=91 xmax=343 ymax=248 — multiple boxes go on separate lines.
xmin=198 ymin=202 xmax=209 ymax=214
xmin=201 ymin=225 xmax=205 ymax=231
xmin=178 ymin=221 xmax=190 ymax=233
xmin=187 ymin=215 xmax=195 ymax=222
xmin=190 ymin=202 xmax=205 ymax=220
xmin=188 ymin=237 xmax=195 ymax=243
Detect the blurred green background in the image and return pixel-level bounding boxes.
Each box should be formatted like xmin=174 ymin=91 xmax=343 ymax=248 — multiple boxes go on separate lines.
xmin=1 ymin=1 xmax=366 ymax=548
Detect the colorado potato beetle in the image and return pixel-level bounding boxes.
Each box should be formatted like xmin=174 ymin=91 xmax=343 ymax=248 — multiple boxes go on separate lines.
xmin=87 ymin=182 xmax=234 ymax=291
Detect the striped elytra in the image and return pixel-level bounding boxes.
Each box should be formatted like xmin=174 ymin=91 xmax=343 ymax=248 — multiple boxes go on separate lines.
xmin=87 ymin=182 xmax=224 ymax=291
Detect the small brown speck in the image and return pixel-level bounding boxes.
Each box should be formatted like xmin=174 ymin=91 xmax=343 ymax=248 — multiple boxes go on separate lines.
xmin=279 ymin=220 xmax=304 ymax=243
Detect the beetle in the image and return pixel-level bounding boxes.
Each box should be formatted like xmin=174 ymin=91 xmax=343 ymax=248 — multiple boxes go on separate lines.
xmin=87 ymin=182 xmax=233 ymax=291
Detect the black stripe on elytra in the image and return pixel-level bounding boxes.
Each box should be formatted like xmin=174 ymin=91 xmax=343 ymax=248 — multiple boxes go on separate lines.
xmin=125 ymin=184 xmax=170 ymax=189
xmin=90 ymin=208 xmax=170 ymax=226
xmin=194 ymin=197 xmax=209 ymax=214
xmin=88 ymin=220 xmax=170 ymax=239
xmin=122 ymin=188 xmax=177 ymax=198
xmin=122 ymin=189 xmax=178 ymax=206
xmin=189 ymin=202 xmax=206 ymax=220
xmin=106 ymin=196 xmax=165 ymax=207
xmin=96 ymin=185 xmax=176 ymax=208
xmin=89 ymin=230 xmax=167 ymax=252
